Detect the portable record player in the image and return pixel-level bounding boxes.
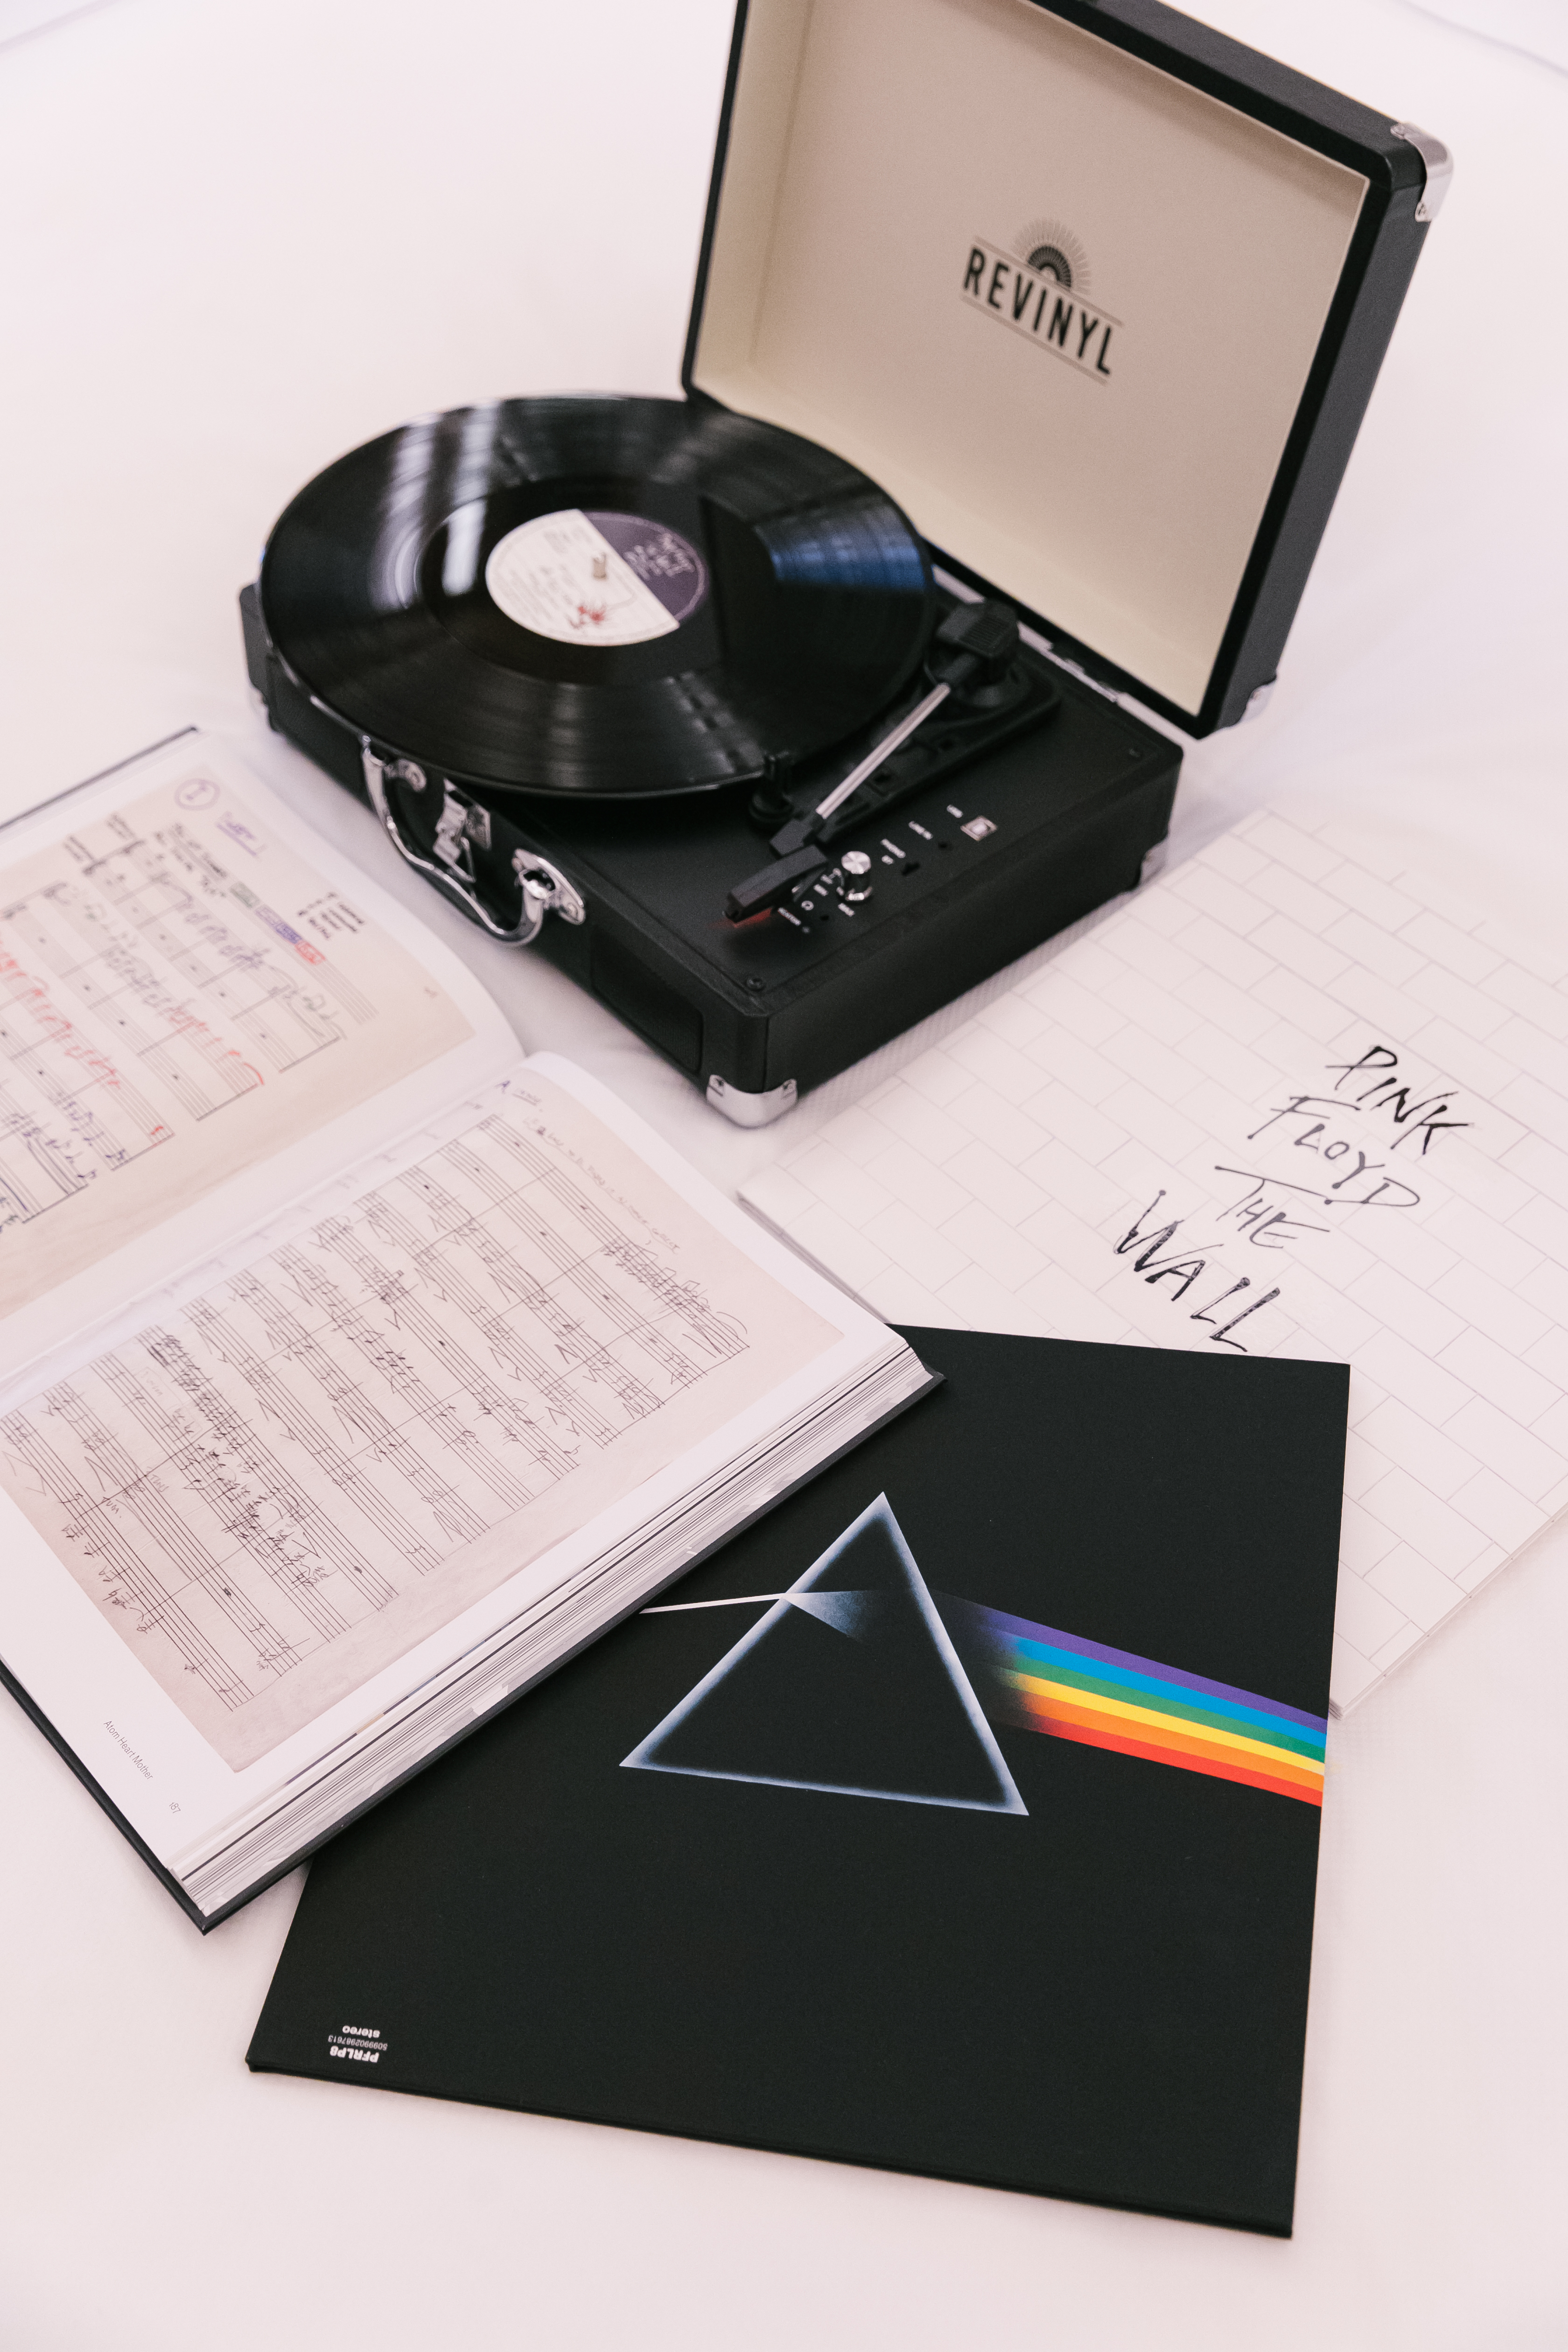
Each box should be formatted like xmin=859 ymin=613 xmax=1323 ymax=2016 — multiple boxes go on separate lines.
xmin=240 ymin=0 xmax=1446 ymax=1124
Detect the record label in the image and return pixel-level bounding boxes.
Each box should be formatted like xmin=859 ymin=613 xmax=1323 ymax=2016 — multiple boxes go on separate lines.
xmin=485 ymin=509 xmax=707 ymax=646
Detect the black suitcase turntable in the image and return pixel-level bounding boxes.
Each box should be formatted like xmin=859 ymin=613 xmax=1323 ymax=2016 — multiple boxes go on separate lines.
xmin=241 ymin=0 xmax=1446 ymax=1125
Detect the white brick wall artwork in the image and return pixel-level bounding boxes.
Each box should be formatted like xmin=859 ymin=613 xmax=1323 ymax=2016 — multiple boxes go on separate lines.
xmin=742 ymin=809 xmax=1568 ymax=1714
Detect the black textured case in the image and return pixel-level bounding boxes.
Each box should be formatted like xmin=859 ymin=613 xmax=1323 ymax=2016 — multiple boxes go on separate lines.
xmin=243 ymin=582 xmax=1178 ymax=1105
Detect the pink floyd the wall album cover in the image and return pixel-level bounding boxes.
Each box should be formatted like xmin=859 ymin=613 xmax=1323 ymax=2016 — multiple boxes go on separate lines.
xmin=247 ymin=1328 xmax=1348 ymax=2233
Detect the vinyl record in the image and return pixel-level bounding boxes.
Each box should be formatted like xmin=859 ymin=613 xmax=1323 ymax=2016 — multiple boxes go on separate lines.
xmin=259 ymin=397 xmax=935 ymax=798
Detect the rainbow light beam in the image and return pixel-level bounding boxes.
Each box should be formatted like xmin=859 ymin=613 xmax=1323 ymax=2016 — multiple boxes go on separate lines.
xmin=951 ymin=1603 xmax=1326 ymax=1807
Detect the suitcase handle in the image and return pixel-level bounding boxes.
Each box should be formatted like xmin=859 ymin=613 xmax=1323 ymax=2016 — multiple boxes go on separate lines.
xmin=360 ymin=742 xmax=586 ymax=945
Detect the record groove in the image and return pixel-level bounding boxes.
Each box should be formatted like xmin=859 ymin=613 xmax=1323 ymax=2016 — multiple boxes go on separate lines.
xmin=260 ymin=397 xmax=934 ymax=798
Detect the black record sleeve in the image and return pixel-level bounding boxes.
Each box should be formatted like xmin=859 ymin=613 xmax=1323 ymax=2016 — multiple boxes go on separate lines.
xmin=248 ymin=1327 xmax=1348 ymax=2234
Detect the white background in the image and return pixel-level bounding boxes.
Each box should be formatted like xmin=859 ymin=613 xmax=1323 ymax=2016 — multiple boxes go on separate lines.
xmin=0 ymin=1 xmax=1564 ymax=2345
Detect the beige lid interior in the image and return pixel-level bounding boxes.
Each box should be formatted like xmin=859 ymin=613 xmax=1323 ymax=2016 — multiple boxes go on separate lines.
xmin=691 ymin=0 xmax=1368 ymax=719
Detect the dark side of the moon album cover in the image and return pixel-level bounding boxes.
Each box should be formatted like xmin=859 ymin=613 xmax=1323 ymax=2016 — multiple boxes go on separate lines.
xmin=248 ymin=1326 xmax=1348 ymax=2235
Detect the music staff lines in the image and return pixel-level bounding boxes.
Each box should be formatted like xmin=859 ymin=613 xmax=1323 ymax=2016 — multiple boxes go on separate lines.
xmin=224 ymin=1267 xmax=484 ymax=1549
xmin=0 ymin=1403 xmax=272 ymax=1713
xmin=130 ymin=1332 xmax=395 ymax=1616
xmin=0 ymin=1097 xmax=755 ymax=1728
xmin=469 ymin=1119 xmax=749 ymax=1361
xmin=0 ymin=947 xmax=173 ymax=1225
xmin=0 ymin=807 xmax=405 ymax=1246
xmin=361 ymin=1187 xmax=662 ymax=1432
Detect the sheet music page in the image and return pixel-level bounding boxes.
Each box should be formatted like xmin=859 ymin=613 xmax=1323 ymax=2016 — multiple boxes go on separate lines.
xmin=0 ymin=1068 xmax=838 ymax=1768
xmin=0 ymin=759 xmax=475 ymax=1319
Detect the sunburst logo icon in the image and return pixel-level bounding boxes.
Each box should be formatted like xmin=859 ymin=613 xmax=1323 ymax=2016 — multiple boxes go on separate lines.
xmin=1014 ymin=219 xmax=1090 ymax=294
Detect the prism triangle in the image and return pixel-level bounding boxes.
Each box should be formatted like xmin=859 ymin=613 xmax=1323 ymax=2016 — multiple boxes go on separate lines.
xmin=623 ymin=1495 xmax=1027 ymax=1815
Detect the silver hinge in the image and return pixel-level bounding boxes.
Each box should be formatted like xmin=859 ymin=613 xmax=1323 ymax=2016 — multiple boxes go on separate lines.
xmin=1016 ymin=623 xmax=1124 ymax=705
xmin=1390 ymin=122 xmax=1453 ymax=224
xmin=433 ymin=783 xmax=491 ymax=867
xmin=1242 ymin=678 xmax=1276 ymax=722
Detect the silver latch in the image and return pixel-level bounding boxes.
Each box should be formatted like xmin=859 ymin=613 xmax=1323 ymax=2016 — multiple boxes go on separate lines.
xmin=361 ymin=743 xmax=586 ymax=945
xmin=433 ymin=781 xmax=491 ymax=868
xmin=1390 ymin=122 xmax=1453 ymax=224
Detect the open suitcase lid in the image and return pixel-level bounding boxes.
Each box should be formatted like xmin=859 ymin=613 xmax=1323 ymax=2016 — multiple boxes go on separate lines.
xmin=683 ymin=0 xmax=1449 ymax=738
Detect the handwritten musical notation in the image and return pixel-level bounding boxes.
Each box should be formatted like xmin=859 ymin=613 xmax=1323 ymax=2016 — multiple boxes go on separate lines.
xmin=0 ymin=1077 xmax=831 ymax=1767
xmin=0 ymin=769 xmax=471 ymax=1315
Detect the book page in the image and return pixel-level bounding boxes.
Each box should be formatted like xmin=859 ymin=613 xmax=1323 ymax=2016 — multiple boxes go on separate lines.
xmin=0 ymin=1069 xmax=838 ymax=1769
xmin=0 ymin=763 xmax=474 ymax=1318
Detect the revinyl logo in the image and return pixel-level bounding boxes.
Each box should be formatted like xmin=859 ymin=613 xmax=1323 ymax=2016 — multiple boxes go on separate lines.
xmin=961 ymin=218 xmax=1119 ymax=383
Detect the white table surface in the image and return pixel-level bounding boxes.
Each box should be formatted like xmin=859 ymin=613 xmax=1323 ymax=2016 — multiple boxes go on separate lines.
xmin=1 ymin=1 xmax=1564 ymax=2344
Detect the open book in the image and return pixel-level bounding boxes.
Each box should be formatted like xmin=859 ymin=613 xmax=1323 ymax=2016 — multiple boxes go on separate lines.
xmin=0 ymin=735 xmax=929 ymax=1925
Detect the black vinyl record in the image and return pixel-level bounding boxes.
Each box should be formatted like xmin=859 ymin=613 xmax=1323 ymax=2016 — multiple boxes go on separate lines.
xmin=259 ymin=397 xmax=935 ymax=798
